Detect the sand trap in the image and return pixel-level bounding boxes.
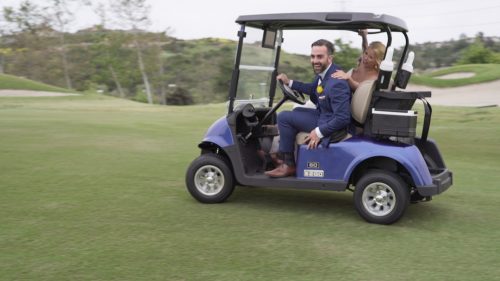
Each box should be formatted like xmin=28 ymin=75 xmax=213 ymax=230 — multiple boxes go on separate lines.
xmin=0 ymin=89 xmax=80 ymax=97
xmin=405 ymin=79 xmax=500 ymax=107
xmin=435 ymin=72 xmax=475 ymax=79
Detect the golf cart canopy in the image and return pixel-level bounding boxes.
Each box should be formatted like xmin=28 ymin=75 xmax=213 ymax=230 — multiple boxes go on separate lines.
xmin=236 ymin=12 xmax=408 ymax=32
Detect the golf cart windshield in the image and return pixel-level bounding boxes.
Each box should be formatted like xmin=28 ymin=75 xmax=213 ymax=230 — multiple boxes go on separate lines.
xmin=232 ymin=27 xmax=279 ymax=109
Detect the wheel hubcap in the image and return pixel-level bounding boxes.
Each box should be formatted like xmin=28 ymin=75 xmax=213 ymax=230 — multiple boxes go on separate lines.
xmin=194 ymin=165 xmax=225 ymax=196
xmin=362 ymin=182 xmax=396 ymax=217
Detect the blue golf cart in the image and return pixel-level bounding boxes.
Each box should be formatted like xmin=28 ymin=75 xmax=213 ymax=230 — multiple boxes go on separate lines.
xmin=185 ymin=12 xmax=452 ymax=224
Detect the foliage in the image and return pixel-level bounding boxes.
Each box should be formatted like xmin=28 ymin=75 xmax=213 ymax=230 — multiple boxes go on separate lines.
xmin=2 ymin=1 xmax=45 ymax=34
xmin=332 ymin=38 xmax=360 ymax=71
xmin=457 ymin=40 xmax=498 ymax=64
xmin=165 ymin=86 xmax=194 ymax=105
xmin=403 ymin=33 xmax=500 ymax=69
xmin=411 ymin=64 xmax=500 ymax=87
xmin=0 ymin=95 xmax=499 ymax=280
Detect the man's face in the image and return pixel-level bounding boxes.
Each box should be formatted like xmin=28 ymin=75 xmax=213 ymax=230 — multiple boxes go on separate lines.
xmin=310 ymin=45 xmax=332 ymax=74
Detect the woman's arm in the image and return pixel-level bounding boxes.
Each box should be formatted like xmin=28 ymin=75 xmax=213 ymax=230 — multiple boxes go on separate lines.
xmin=359 ymin=29 xmax=368 ymax=52
xmin=332 ymin=69 xmax=359 ymax=91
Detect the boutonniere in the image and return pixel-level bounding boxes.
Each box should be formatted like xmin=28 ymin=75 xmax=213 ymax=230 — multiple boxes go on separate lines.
xmin=316 ymin=85 xmax=324 ymax=95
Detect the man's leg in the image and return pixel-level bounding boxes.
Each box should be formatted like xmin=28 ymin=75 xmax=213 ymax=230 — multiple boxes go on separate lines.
xmin=265 ymin=108 xmax=319 ymax=177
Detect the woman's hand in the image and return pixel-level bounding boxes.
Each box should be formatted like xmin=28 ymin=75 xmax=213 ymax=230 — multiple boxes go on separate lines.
xmin=358 ymin=29 xmax=368 ymax=37
xmin=332 ymin=70 xmax=350 ymax=80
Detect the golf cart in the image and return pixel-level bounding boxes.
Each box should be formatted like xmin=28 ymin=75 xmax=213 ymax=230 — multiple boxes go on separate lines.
xmin=185 ymin=12 xmax=452 ymax=224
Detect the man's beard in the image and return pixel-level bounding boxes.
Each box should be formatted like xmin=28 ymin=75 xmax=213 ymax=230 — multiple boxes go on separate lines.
xmin=313 ymin=63 xmax=327 ymax=74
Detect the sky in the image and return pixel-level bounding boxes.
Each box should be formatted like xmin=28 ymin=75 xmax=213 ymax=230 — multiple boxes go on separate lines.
xmin=2 ymin=0 xmax=500 ymax=54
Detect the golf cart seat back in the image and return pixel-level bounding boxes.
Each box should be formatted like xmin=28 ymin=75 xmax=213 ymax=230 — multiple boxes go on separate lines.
xmin=295 ymin=80 xmax=376 ymax=145
xmin=351 ymin=79 xmax=376 ymax=125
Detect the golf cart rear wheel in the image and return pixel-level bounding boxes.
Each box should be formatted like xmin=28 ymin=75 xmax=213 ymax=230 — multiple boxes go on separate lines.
xmin=186 ymin=154 xmax=234 ymax=203
xmin=354 ymin=170 xmax=410 ymax=224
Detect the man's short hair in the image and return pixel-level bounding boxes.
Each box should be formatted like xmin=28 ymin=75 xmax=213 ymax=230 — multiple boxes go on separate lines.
xmin=311 ymin=39 xmax=335 ymax=56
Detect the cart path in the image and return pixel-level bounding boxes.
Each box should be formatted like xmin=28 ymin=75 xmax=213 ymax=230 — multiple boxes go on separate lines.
xmin=0 ymin=89 xmax=80 ymax=97
xmin=405 ymin=79 xmax=500 ymax=107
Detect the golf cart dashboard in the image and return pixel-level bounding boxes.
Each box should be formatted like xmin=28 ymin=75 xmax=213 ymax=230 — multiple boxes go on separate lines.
xmin=228 ymin=103 xmax=277 ymax=139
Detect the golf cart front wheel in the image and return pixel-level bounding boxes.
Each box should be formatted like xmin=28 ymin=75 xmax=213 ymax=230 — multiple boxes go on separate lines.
xmin=354 ymin=170 xmax=410 ymax=224
xmin=185 ymin=154 xmax=235 ymax=203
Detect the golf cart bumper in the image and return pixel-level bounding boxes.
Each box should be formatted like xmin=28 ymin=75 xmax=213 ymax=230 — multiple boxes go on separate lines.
xmin=417 ymin=169 xmax=453 ymax=196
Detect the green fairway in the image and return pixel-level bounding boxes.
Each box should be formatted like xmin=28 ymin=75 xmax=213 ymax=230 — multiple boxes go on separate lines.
xmin=0 ymin=74 xmax=73 ymax=93
xmin=1 ymin=94 xmax=499 ymax=281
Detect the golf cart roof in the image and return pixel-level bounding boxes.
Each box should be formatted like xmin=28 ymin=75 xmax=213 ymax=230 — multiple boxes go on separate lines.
xmin=236 ymin=12 xmax=408 ymax=32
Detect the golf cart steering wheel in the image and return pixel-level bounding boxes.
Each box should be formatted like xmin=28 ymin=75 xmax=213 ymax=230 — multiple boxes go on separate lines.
xmin=278 ymin=80 xmax=306 ymax=105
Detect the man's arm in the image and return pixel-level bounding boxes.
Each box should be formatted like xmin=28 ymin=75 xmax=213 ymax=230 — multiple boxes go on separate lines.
xmin=290 ymin=80 xmax=316 ymax=96
xmin=277 ymin=73 xmax=318 ymax=105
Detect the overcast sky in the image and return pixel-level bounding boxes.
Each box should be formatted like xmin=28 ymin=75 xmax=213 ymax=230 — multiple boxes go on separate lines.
xmin=2 ymin=0 xmax=500 ymax=54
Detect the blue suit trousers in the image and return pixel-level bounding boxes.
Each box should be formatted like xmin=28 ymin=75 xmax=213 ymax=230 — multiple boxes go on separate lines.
xmin=277 ymin=107 xmax=319 ymax=153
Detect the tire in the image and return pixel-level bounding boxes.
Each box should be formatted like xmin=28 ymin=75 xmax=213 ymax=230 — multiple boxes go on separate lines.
xmin=354 ymin=170 xmax=410 ymax=224
xmin=185 ymin=154 xmax=235 ymax=203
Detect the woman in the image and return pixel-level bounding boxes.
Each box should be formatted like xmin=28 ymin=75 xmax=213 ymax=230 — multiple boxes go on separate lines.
xmin=332 ymin=30 xmax=386 ymax=91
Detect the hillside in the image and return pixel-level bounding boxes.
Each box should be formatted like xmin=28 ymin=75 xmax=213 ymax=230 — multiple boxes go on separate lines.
xmin=162 ymin=38 xmax=314 ymax=104
xmin=1 ymin=28 xmax=499 ymax=105
xmin=0 ymin=73 xmax=73 ymax=93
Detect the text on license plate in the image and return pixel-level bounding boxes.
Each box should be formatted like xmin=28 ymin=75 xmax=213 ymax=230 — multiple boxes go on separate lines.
xmin=304 ymin=169 xmax=324 ymax=178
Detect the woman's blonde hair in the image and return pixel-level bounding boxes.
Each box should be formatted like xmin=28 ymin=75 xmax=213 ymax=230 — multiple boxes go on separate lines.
xmin=368 ymin=41 xmax=386 ymax=70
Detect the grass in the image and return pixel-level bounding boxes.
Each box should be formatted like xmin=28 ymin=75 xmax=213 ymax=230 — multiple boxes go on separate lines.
xmin=1 ymin=94 xmax=500 ymax=280
xmin=0 ymin=73 xmax=72 ymax=92
xmin=411 ymin=64 xmax=500 ymax=87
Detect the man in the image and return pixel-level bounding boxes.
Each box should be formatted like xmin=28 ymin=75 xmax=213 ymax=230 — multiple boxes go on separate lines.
xmin=265 ymin=39 xmax=351 ymax=178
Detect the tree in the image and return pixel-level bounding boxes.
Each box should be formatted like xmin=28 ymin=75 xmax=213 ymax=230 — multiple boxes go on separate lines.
xmin=88 ymin=3 xmax=126 ymax=97
xmin=2 ymin=1 xmax=47 ymax=79
xmin=44 ymin=0 xmax=75 ymax=89
xmin=331 ymin=38 xmax=360 ymax=71
xmin=457 ymin=39 xmax=495 ymax=65
xmin=110 ymin=0 xmax=154 ymax=104
xmin=2 ymin=1 xmax=45 ymax=35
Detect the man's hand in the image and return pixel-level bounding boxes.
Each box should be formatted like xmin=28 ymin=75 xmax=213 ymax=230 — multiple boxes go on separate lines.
xmin=277 ymin=73 xmax=290 ymax=85
xmin=305 ymin=129 xmax=321 ymax=149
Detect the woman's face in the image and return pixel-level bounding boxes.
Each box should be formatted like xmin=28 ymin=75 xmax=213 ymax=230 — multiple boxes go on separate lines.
xmin=361 ymin=47 xmax=378 ymax=69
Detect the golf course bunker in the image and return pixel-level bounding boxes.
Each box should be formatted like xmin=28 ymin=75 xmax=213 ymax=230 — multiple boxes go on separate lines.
xmin=436 ymin=72 xmax=475 ymax=79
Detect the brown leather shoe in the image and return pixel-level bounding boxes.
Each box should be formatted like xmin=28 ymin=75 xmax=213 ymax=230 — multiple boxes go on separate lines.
xmin=264 ymin=164 xmax=296 ymax=178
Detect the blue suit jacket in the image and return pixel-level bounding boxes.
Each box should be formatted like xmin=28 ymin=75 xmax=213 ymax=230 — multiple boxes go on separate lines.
xmin=291 ymin=63 xmax=351 ymax=141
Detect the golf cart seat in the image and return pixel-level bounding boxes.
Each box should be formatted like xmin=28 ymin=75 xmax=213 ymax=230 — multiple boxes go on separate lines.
xmin=296 ymin=79 xmax=376 ymax=144
xmin=351 ymin=79 xmax=376 ymax=127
